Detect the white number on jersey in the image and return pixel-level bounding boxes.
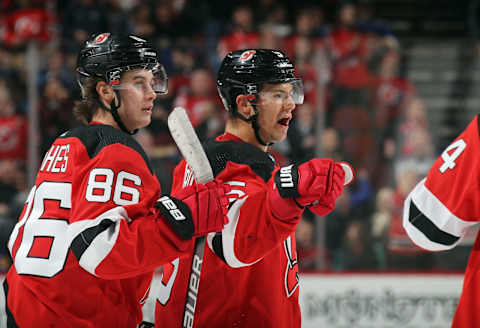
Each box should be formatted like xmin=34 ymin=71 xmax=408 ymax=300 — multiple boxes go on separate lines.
xmin=85 ymin=169 xmax=141 ymax=205
xmin=9 ymin=169 xmax=142 ymax=278
xmin=9 ymin=182 xmax=71 ymax=277
xmin=439 ymin=139 xmax=466 ymax=173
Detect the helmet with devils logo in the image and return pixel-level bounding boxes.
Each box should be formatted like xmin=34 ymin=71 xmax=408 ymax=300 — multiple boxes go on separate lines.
xmin=216 ymin=49 xmax=304 ymax=114
xmin=216 ymin=49 xmax=304 ymax=145
xmin=76 ymin=33 xmax=167 ymax=134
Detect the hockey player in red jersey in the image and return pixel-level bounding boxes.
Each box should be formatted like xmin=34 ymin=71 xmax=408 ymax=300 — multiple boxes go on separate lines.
xmin=403 ymin=115 xmax=480 ymax=327
xmin=2 ymin=33 xmax=230 ymax=328
xmin=150 ymin=49 xmax=354 ymax=328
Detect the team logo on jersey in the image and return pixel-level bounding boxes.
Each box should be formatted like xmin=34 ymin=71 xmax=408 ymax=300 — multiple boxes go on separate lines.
xmin=157 ymin=259 xmax=179 ymax=306
xmin=183 ymin=164 xmax=195 ymax=187
xmin=225 ymin=180 xmax=247 ymax=203
xmin=284 ymin=236 xmax=299 ymax=297
xmin=239 ymin=50 xmax=256 ymax=62
xmin=92 ymin=33 xmax=110 ymax=45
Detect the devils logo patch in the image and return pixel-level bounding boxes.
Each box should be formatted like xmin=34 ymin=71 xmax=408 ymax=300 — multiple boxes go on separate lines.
xmin=239 ymin=50 xmax=256 ymax=62
xmin=284 ymin=236 xmax=299 ymax=297
xmin=92 ymin=33 xmax=110 ymax=45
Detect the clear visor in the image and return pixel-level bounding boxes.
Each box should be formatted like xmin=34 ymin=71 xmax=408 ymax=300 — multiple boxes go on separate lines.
xmin=109 ymin=64 xmax=168 ymax=95
xmin=76 ymin=64 xmax=168 ymax=98
xmin=255 ymin=79 xmax=304 ymax=106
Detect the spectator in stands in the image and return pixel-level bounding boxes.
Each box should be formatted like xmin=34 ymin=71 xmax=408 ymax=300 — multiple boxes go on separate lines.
xmin=38 ymin=77 xmax=75 ymax=155
xmin=0 ymin=158 xmax=26 ymax=217
xmin=167 ymin=42 xmax=196 ymax=97
xmin=287 ymin=102 xmax=317 ymax=162
xmin=369 ymin=49 xmax=415 ymax=187
xmin=390 ymin=97 xmax=435 ymax=196
xmin=217 ymin=5 xmax=259 ymax=60
xmin=104 ymin=0 xmax=135 ymax=35
xmin=257 ymin=24 xmax=282 ymax=50
xmin=253 ymin=0 xmax=276 ymax=28
xmin=388 ymin=167 xmax=434 ymax=270
xmin=0 ymin=159 xmax=26 ymax=273
xmin=394 ymin=127 xmax=435 ymax=179
xmin=38 ymin=49 xmax=77 ymax=92
xmin=282 ymin=7 xmax=328 ymax=59
xmin=152 ymin=1 xmax=178 ymax=40
xmin=325 ymin=187 xmax=352 ymax=270
xmin=348 ymin=168 xmax=374 ymax=217
xmin=61 ymin=0 xmax=108 ymax=52
xmin=327 ymin=1 xmax=372 ymax=94
xmin=319 ymin=127 xmax=343 ymax=161
xmin=371 ymin=187 xmax=395 ymax=269
xmin=372 ymin=50 xmax=413 ymax=135
xmin=130 ymin=3 xmax=155 ymax=38
xmin=336 ymin=219 xmax=378 ymax=270
xmin=372 ymin=50 xmax=414 ymax=134
xmin=296 ymin=211 xmax=318 ymax=271
xmin=0 ymin=47 xmax=23 ymax=88
xmin=0 ymin=80 xmax=27 ymax=161
xmin=395 ymin=97 xmax=431 ymax=160
xmin=173 ymin=67 xmax=223 ymax=141
xmin=258 ymin=2 xmax=291 ymax=39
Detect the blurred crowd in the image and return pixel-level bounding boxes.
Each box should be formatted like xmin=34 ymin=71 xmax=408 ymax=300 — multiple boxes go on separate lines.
xmin=0 ymin=0 xmax=472 ymax=273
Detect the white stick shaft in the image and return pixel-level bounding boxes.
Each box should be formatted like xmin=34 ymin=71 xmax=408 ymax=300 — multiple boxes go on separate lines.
xmin=167 ymin=107 xmax=213 ymax=328
xmin=168 ymin=107 xmax=214 ymax=184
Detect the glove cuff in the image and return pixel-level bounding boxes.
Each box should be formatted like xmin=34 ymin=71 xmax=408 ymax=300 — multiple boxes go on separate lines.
xmin=274 ymin=164 xmax=300 ymax=198
xmin=155 ymin=195 xmax=194 ymax=240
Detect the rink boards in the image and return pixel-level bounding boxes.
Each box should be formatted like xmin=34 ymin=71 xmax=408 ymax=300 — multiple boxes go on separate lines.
xmin=0 ymin=272 xmax=463 ymax=328
xmin=299 ymin=272 xmax=462 ymax=328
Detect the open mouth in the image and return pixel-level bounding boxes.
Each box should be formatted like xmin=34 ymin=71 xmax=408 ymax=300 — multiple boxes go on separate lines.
xmin=278 ymin=117 xmax=290 ymax=126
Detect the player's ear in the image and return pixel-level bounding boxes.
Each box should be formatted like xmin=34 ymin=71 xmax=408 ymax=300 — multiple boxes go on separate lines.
xmin=236 ymin=95 xmax=255 ymax=118
xmin=96 ymin=81 xmax=115 ymax=108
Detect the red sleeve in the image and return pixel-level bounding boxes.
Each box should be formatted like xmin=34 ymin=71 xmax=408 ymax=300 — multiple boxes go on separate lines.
xmin=425 ymin=117 xmax=480 ymax=221
xmin=403 ymin=116 xmax=480 ymax=251
xmin=66 ymin=140 xmax=193 ymax=279
xmin=172 ymin=160 xmax=299 ymax=267
xmin=215 ymin=163 xmax=299 ymax=266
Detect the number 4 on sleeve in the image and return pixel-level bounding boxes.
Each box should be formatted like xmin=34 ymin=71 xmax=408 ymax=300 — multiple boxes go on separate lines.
xmin=439 ymin=139 xmax=466 ymax=174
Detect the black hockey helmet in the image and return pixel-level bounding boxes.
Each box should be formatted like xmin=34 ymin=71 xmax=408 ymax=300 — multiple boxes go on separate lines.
xmin=76 ymin=33 xmax=168 ymax=96
xmin=216 ymin=49 xmax=303 ymax=113
xmin=76 ymin=33 xmax=167 ymax=134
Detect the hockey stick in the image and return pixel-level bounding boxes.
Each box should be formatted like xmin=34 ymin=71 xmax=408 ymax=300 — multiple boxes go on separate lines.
xmin=167 ymin=107 xmax=214 ymax=328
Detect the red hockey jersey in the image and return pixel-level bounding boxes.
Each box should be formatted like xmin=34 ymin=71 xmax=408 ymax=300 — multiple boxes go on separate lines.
xmin=151 ymin=133 xmax=301 ymax=328
xmin=403 ymin=115 xmax=480 ymax=327
xmin=3 ymin=123 xmax=192 ymax=327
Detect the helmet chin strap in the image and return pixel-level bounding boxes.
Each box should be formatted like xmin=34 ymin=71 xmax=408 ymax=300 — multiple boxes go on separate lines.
xmin=234 ymin=102 xmax=273 ymax=147
xmin=98 ymin=90 xmax=138 ymax=135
